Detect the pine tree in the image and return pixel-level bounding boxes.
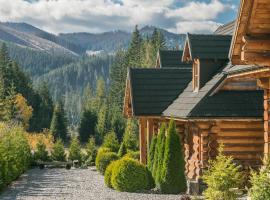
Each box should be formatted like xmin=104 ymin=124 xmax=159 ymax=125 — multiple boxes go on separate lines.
xmin=79 ymin=108 xmax=97 ymax=143
xmin=147 ymin=134 xmax=157 ymax=172
xmin=96 ymin=103 xmax=108 ymax=143
xmin=160 ymin=120 xmax=186 ymax=194
xmin=50 ymin=101 xmax=68 ymax=141
xmin=128 ymin=25 xmax=143 ymax=67
xmin=155 ymin=124 xmax=166 ymax=185
xmin=123 ymin=119 xmax=138 ymax=151
xmin=51 ymin=139 xmax=66 ymax=162
xmin=68 ymin=136 xmax=81 ymax=162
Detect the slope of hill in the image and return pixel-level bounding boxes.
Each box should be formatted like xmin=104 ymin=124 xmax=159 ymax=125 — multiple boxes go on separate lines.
xmin=0 ymin=22 xmax=83 ymax=55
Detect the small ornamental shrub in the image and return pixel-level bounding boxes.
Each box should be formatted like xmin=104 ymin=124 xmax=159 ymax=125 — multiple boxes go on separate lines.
xmin=96 ymin=152 xmax=119 ymax=174
xmin=0 ymin=123 xmax=31 ymax=190
xmin=123 ymin=151 xmax=140 ymax=160
xmin=118 ymin=142 xmax=127 ymax=157
xmin=51 ymin=139 xmax=66 ymax=161
xmin=85 ymin=137 xmax=97 ymax=166
xmin=202 ymin=145 xmax=244 ymax=200
xmin=249 ymin=158 xmax=270 ymax=200
xmin=34 ymin=139 xmax=50 ymax=161
xmin=147 ymin=134 xmax=157 ymax=172
xmin=68 ymin=136 xmax=82 ymax=162
xmin=111 ymin=158 xmax=152 ymax=192
xmin=160 ymin=120 xmax=186 ymax=194
xmin=102 ymin=131 xmax=119 ymax=152
xmin=104 ymin=160 xmax=118 ymax=188
xmin=154 ymin=124 xmax=166 ymax=184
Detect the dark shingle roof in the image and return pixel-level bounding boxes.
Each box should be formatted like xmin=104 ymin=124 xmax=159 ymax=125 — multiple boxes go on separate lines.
xmin=129 ymin=68 xmax=192 ymax=116
xmin=159 ymin=50 xmax=192 ymax=68
xmin=187 ymin=34 xmax=232 ymax=60
xmin=163 ymin=64 xmax=263 ymax=118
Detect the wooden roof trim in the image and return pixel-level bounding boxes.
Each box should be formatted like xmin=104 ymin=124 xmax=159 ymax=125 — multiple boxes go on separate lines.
xmin=123 ymin=69 xmax=134 ymax=118
xmin=164 ymin=116 xmax=262 ymax=122
xmin=227 ymin=67 xmax=270 ymax=79
xmin=182 ymin=33 xmax=192 ymax=62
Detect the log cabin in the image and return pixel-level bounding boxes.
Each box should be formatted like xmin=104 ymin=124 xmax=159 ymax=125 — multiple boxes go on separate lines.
xmin=229 ymin=0 xmax=270 ymax=156
xmin=123 ymin=33 xmax=264 ymax=194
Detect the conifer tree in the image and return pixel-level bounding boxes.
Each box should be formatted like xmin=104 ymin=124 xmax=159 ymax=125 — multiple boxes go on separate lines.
xmin=51 ymin=139 xmax=66 ymax=162
xmin=123 ymin=119 xmax=138 ymax=151
xmin=96 ymin=103 xmax=108 ymax=143
xmin=50 ymin=101 xmax=68 ymax=141
xmin=128 ymin=25 xmax=143 ymax=67
xmin=79 ymin=108 xmax=97 ymax=143
xmin=147 ymin=134 xmax=157 ymax=172
xmin=160 ymin=120 xmax=186 ymax=194
xmin=155 ymin=124 xmax=166 ymax=185
xmin=68 ymin=136 xmax=81 ymax=162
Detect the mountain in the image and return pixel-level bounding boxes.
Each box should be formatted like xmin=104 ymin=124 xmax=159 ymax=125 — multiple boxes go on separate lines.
xmin=0 ymin=22 xmax=81 ymax=56
xmin=59 ymin=26 xmax=185 ymax=52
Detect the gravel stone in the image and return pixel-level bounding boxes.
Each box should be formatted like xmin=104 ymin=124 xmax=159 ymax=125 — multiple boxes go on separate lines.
xmin=0 ymin=167 xmax=186 ymax=200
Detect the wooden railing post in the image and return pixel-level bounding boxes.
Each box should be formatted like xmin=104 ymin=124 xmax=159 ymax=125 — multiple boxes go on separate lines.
xmin=139 ymin=118 xmax=147 ymax=164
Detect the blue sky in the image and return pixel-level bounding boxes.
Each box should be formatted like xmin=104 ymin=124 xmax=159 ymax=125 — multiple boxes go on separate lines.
xmin=0 ymin=0 xmax=240 ymax=34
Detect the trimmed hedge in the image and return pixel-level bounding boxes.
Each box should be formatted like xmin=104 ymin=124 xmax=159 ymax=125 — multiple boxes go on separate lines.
xmin=111 ymin=158 xmax=153 ymax=192
xmin=104 ymin=160 xmax=118 ymax=188
xmin=0 ymin=123 xmax=31 ymax=190
xmin=95 ymin=151 xmax=119 ymax=174
xmin=123 ymin=151 xmax=140 ymax=161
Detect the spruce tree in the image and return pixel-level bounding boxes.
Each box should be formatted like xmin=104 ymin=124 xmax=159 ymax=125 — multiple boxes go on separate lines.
xmin=50 ymin=101 xmax=68 ymax=141
xmin=155 ymin=124 xmax=166 ymax=185
xmin=128 ymin=25 xmax=143 ymax=67
xmin=123 ymin=119 xmax=138 ymax=151
xmin=147 ymin=134 xmax=157 ymax=172
xmin=79 ymin=108 xmax=97 ymax=143
xmin=68 ymin=136 xmax=81 ymax=162
xmin=51 ymin=139 xmax=66 ymax=162
xmin=160 ymin=120 xmax=186 ymax=194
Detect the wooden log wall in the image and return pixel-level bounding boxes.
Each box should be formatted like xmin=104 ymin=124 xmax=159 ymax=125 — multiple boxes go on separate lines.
xmin=264 ymin=89 xmax=270 ymax=156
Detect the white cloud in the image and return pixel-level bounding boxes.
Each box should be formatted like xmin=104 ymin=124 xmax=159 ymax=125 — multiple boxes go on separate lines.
xmin=0 ymin=0 xmax=233 ymax=34
xmin=172 ymin=21 xmax=222 ymax=34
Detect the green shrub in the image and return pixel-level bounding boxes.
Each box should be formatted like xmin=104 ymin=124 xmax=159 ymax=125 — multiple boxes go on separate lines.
xmin=118 ymin=142 xmax=127 ymax=157
xmin=123 ymin=151 xmax=140 ymax=160
xmin=68 ymin=136 xmax=81 ymax=162
xmin=202 ymin=145 xmax=243 ymax=200
xmin=104 ymin=160 xmax=118 ymax=188
xmin=249 ymin=158 xmax=270 ymax=200
xmin=102 ymin=131 xmax=119 ymax=152
xmin=51 ymin=139 xmax=66 ymax=161
xmin=147 ymin=134 xmax=157 ymax=172
xmin=160 ymin=120 xmax=186 ymax=194
xmin=111 ymin=158 xmax=151 ymax=192
xmin=34 ymin=139 xmax=50 ymax=161
xmin=95 ymin=152 xmax=119 ymax=174
xmin=154 ymin=124 xmax=166 ymax=184
xmin=0 ymin=123 xmax=31 ymax=190
xmin=85 ymin=137 xmax=97 ymax=166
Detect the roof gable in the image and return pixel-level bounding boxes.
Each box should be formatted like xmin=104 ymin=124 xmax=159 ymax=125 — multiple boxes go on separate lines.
xmin=157 ymin=50 xmax=192 ymax=68
xmin=127 ymin=68 xmax=192 ymax=116
xmin=183 ymin=34 xmax=232 ymax=61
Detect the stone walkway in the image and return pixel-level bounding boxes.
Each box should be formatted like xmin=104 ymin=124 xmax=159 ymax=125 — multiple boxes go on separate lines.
xmin=0 ymin=167 xmax=186 ymax=200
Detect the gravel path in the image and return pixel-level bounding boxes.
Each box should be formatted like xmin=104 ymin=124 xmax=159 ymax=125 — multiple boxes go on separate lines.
xmin=0 ymin=167 xmax=186 ymax=200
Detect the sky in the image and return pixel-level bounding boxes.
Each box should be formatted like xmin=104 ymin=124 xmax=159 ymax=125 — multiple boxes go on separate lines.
xmin=0 ymin=0 xmax=240 ymax=34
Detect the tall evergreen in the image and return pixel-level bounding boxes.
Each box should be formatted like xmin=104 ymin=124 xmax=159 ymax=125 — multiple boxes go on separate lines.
xmin=128 ymin=25 xmax=143 ymax=67
xmin=155 ymin=124 xmax=166 ymax=185
xmin=50 ymin=101 xmax=68 ymax=141
xmin=79 ymin=108 xmax=97 ymax=143
xmin=160 ymin=120 xmax=186 ymax=194
xmin=148 ymin=134 xmax=157 ymax=172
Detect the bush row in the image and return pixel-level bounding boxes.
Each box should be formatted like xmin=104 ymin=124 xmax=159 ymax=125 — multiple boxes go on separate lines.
xmin=0 ymin=123 xmax=32 ymax=190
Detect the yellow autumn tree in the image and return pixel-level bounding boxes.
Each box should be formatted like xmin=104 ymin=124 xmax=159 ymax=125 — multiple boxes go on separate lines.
xmin=15 ymin=93 xmax=33 ymax=129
